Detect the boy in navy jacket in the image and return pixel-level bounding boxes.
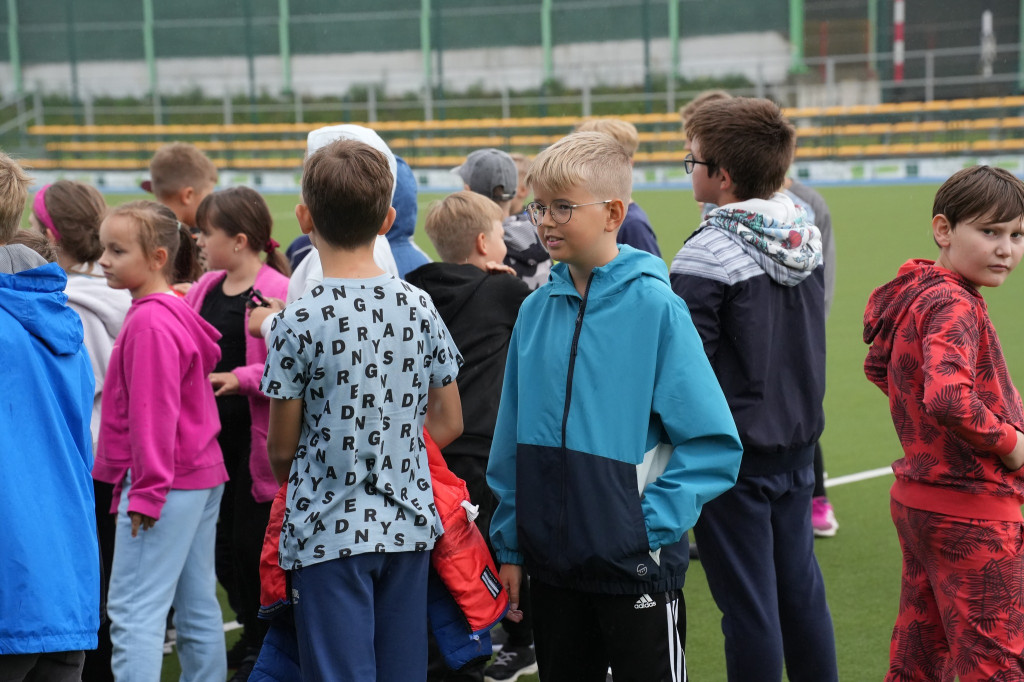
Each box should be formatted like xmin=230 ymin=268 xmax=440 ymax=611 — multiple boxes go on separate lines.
xmin=671 ymin=97 xmax=838 ymax=682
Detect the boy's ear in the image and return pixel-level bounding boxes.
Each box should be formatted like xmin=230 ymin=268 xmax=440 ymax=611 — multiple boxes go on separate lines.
xmin=377 ymin=206 xmax=397 ymax=237
xmin=605 ymin=198 xmax=627 ymax=232
xmin=295 ymin=203 xmax=315 ymax=235
xmin=179 ymin=186 xmax=195 ymax=206
xmin=475 ymin=231 xmax=488 ymax=256
xmin=716 ymin=166 xmax=734 ymax=194
xmin=932 ymin=214 xmax=954 ymax=247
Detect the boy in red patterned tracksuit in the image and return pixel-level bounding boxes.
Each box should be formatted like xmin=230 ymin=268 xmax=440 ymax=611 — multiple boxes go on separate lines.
xmin=864 ymin=165 xmax=1024 ymax=682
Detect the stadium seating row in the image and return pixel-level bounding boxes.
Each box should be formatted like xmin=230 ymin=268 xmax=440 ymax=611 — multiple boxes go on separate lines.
xmin=23 ymin=95 xmax=1024 ymax=169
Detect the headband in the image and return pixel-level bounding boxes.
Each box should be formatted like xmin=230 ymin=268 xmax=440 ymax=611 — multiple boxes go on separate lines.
xmin=32 ymin=184 xmax=59 ymax=241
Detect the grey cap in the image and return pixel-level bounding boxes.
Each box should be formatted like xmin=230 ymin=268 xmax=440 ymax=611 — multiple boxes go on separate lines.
xmin=454 ymin=149 xmax=517 ymax=202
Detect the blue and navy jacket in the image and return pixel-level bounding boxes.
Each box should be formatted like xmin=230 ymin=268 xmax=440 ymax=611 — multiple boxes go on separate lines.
xmin=0 ymin=258 xmax=98 ymax=654
xmin=487 ymin=246 xmax=742 ymax=595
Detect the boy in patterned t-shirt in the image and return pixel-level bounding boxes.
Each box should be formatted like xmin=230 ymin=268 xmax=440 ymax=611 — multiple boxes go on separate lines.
xmin=864 ymin=165 xmax=1024 ymax=681
xmin=261 ymin=138 xmax=464 ymax=680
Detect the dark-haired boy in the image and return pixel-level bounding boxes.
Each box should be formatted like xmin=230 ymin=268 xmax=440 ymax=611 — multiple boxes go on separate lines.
xmin=671 ymin=97 xmax=838 ymax=681
xmin=865 ymin=165 xmax=1024 ymax=681
xmin=261 ymin=138 xmax=465 ymax=679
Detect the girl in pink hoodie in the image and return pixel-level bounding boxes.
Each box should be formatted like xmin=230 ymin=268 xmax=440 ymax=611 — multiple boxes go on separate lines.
xmin=186 ymin=187 xmax=290 ymax=672
xmin=93 ymin=201 xmax=229 ymax=681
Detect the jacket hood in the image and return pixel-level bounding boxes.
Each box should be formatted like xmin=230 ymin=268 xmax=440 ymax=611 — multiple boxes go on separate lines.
xmin=548 ymin=245 xmax=668 ymax=298
xmin=65 ymin=264 xmax=131 ymax=340
xmin=702 ymin=192 xmax=822 ymax=286
xmin=389 ymin=157 xmax=418 ymax=241
xmin=863 ymin=259 xmax=981 ymax=371
xmin=405 ymin=262 xmax=489 ymax=321
xmin=0 ymin=262 xmax=84 ymax=356
xmin=132 ymin=292 xmax=222 ymax=372
xmin=386 ymin=157 xmax=432 ymax=278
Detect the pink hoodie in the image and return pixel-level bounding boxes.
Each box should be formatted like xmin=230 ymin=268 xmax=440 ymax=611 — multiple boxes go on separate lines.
xmin=94 ymin=292 xmax=228 ymax=519
xmin=185 ymin=265 xmax=290 ymax=503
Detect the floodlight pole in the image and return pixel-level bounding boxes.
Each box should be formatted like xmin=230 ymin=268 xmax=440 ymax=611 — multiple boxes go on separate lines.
xmin=789 ymin=0 xmax=807 ymax=74
xmin=64 ymin=0 xmax=81 ymax=122
xmin=541 ymin=0 xmax=553 ymax=86
xmin=867 ymin=0 xmax=878 ymax=76
xmin=279 ymin=0 xmax=292 ymax=95
xmin=668 ymin=0 xmax=679 ymax=85
xmin=142 ymin=0 xmax=157 ymax=97
xmin=6 ymin=0 xmax=22 ymax=95
xmin=420 ymin=0 xmax=433 ymax=120
xmin=1019 ymin=0 xmax=1024 ymax=92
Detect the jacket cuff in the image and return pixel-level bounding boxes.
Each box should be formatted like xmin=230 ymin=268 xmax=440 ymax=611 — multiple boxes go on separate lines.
xmin=127 ymin=491 xmax=166 ymax=520
xmin=495 ymin=549 xmax=524 ymax=566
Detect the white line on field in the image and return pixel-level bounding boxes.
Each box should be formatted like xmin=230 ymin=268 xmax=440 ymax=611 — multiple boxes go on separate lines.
xmin=224 ymin=621 xmax=242 ymax=633
xmin=825 ymin=466 xmax=893 ymax=488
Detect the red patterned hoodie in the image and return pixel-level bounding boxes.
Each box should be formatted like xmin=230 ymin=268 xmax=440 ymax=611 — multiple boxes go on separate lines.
xmin=864 ymin=259 xmax=1024 ymax=521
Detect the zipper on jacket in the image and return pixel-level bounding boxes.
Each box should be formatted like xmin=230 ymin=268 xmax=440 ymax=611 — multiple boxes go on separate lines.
xmin=557 ymin=272 xmax=594 ymax=568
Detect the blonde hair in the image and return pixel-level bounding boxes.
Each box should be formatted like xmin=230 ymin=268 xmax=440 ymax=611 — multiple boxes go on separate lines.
xmin=149 ymin=143 xmax=219 ymax=199
xmin=424 ymin=190 xmax=504 ymax=263
xmin=679 ymin=90 xmax=733 ymax=129
xmin=574 ymin=118 xmax=639 ymax=158
xmin=0 ymin=153 xmax=32 ymax=243
xmin=526 ymin=132 xmax=632 ymax=203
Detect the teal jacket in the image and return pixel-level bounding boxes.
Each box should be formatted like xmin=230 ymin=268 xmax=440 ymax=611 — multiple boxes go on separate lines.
xmin=487 ymin=246 xmax=742 ymax=594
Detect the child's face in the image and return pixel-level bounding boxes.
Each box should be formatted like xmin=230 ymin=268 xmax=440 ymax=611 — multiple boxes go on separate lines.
xmin=197 ymin=224 xmax=240 ymax=272
xmin=934 ymin=212 xmax=1024 ymax=288
xmin=688 ymin=138 xmax=718 ymax=206
xmin=531 ymin=184 xmax=616 ymax=270
xmin=98 ymin=215 xmax=161 ymax=297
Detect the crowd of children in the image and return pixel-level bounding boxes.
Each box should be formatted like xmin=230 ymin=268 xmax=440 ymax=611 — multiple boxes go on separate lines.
xmin=2 ymin=89 xmax=1023 ymax=682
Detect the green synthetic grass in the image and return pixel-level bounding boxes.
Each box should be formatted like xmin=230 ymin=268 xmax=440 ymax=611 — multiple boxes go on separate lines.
xmin=99 ymin=184 xmax=1024 ymax=681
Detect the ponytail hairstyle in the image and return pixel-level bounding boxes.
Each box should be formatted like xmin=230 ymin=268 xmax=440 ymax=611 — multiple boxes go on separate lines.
xmin=106 ymin=200 xmax=201 ymax=284
xmin=195 ymin=186 xmax=291 ymax=276
xmin=33 ymin=180 xmax=107 ymax=266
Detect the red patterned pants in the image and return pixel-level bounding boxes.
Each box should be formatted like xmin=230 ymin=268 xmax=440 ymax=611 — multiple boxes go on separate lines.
xmin=887 ymin=499 xmax=1024 ymax=682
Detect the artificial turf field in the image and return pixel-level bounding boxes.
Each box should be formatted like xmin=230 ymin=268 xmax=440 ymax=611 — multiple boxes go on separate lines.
xmin=124 ymin=182 xmax=1024 ymax=681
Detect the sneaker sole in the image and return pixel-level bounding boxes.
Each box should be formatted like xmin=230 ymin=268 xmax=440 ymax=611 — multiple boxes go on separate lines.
xmin=485 ymin=661 xmax=539 ymax=682
xmin=813 ymin=525 xmax=838 ymax=538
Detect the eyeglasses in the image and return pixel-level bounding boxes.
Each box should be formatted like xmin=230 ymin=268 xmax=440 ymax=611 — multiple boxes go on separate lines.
xmin=683 ymin=153 xmax=713 ymax=174
xmin=525 ymin=200 xmax=612 ymax=226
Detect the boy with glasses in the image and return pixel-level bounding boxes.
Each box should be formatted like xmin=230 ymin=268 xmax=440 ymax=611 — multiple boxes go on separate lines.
xmin=671 ymin=97 xmax=838 ymax=681
xmin=487 ymin=131 xmax=742 ymax=681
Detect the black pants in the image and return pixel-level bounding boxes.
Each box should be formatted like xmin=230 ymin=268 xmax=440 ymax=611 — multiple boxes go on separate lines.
xmin=531 ymin=581 xmax=686 ymax=682
xmin=0 ymin=651 xmax=86 ymax=682
xmin=229 ymin=449 xmax=272 ymax=651
xmin=82 ymin=480 xmax=116 ymax=682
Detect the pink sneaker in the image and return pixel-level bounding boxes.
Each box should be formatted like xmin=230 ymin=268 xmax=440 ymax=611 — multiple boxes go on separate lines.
xmin=811 ymin=496 xmax=838 ymax=537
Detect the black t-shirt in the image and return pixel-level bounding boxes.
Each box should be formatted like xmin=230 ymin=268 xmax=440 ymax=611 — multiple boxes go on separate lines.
xmin=200 ymin=280 xmax=251 ymax=454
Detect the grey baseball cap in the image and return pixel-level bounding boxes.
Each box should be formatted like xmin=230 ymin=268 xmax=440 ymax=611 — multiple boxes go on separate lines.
xmin=454 ymin=149 xmax=517 ymax=202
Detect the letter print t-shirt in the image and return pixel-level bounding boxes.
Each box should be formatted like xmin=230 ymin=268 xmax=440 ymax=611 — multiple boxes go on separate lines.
xmin=260 ymin=274 xmax=463 ymax=570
